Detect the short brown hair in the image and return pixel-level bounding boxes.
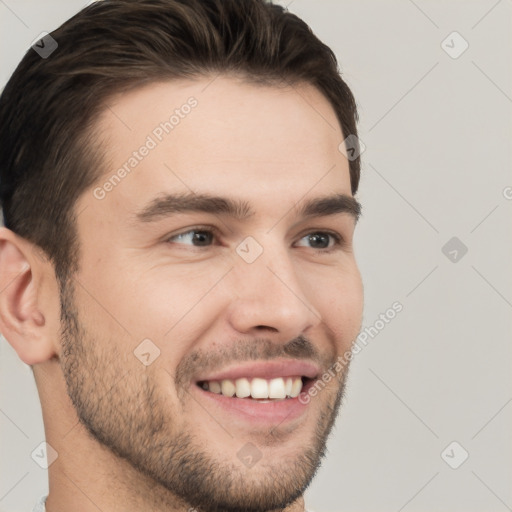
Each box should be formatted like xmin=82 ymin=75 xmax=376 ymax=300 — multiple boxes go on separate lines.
xmin=0 ymin=0 xmax=360 ymax=284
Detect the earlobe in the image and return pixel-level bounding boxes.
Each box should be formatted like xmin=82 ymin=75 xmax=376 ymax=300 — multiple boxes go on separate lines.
xmin=0 ymin=227 xmax=57 ymax=365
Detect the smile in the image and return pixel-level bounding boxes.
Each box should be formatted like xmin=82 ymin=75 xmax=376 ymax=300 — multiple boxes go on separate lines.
xmin=191 ymin=359 xmax=320 ymax=424
xmin=197 ymin=376 xmax=306 ymax=400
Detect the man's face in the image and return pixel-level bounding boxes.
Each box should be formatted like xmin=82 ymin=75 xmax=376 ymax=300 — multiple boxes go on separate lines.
xmin=61 ymin=76 xmax=363 ymax=511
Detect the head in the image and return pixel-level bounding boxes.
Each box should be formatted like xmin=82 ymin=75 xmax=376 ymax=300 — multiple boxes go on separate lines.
xmin=0 ymin=1 xmax=363 ymax=511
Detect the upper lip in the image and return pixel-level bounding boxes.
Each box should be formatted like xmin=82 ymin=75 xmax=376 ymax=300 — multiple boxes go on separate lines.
xmin=194 ymin=359 xmax=320 ymax=383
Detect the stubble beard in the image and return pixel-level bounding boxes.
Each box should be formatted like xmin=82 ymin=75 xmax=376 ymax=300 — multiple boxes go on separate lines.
xmin=57 ymin=278 xmax=350 ymax=512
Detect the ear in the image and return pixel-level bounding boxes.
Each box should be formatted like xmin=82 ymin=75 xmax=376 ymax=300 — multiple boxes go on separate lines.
xmin=0 ymin=227 xmax=60 ymax=365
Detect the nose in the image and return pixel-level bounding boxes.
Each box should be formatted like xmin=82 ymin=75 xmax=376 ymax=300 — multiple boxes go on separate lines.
xmin=225 ymin=239 xmax=322 ymax=339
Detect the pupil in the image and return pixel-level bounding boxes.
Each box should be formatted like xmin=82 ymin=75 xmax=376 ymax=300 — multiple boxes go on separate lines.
xmin=310 ymin=233 xmax=328 ymax=248
xmin=194 ymin=231 xmax=211 ymax=246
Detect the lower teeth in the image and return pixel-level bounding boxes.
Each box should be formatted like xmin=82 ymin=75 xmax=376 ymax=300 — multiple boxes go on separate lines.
xmin=200 ymin=387 xmax=290 ymax=400
xmin=217 ymin=394 xmax=289 ymax=401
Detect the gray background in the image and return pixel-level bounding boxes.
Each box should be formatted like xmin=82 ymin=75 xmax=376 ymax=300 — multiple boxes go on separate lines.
xmin=1 ymin=1 xmax=511 ymax=511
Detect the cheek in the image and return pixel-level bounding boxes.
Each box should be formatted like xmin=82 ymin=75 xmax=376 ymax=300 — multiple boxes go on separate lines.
xmin=314 ymin=267 xmax=363 ymax=345
xmin=73 ymin=262 xmax=227 ymax=380
xmin=101 ymin=265 xmax=225 ymax=340
xmin=117 ymin=268 xmax=229 ymax=372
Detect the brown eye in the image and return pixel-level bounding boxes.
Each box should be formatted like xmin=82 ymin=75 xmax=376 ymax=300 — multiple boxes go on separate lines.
xmin=295 ymin=231 xmax=342 ymax=252
xmin=166 ymin=229 xmax=215 ymax=247
xmin=307 ymin=233 xmax=330 ymax=249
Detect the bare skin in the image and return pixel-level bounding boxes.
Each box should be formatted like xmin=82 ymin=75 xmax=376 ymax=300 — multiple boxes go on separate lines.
xmin=0 ymin=75 xmax=363 ymax=512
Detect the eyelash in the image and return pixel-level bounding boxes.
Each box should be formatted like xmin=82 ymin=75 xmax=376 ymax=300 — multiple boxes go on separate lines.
xmin=164 ymin=225 xmax=345 ymax=253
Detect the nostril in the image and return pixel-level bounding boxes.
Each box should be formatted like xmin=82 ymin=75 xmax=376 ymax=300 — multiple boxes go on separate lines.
xmin=254 ymin=325 xmax=279 ymax=332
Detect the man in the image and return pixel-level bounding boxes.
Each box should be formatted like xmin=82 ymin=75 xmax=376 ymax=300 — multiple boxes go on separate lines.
xmin=0 ymin=0 xmax=364 ymax=511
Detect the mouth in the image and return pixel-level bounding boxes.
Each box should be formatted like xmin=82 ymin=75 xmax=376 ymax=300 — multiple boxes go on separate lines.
xmin=191 ymin=360 xmax=320 ymax=425
xmin=196 ymin=375 xmax=315 ymax=401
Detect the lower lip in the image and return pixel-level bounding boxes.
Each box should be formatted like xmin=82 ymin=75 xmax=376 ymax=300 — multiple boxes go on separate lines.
xmin=191 ymin=379 xmax=316 ymax=426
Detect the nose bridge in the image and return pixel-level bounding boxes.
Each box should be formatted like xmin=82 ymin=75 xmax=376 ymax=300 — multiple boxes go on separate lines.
xmin=226 ymin=235 xmax=321 ymax=335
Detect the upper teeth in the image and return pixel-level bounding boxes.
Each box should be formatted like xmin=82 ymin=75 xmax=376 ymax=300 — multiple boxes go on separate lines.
xmin=202 ymin=376 xmax=303 ymax=399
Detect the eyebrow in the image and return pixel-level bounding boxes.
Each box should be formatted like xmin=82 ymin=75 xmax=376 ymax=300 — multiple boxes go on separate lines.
xmin=134 ymin=192 xmax=361 ymax=223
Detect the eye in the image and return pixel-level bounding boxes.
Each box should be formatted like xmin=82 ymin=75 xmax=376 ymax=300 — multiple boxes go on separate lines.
xmin=165 ymin=228 xmax=216 ymax=247
xmin=165 ymin=227 xmax=344 ymax=252
xmin=295 ymin=231 xmax=343 ymax=252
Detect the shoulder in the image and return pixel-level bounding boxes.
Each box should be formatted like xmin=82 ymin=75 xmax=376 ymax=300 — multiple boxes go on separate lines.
xmin=32 ymin=495 xmax=47 ymax=512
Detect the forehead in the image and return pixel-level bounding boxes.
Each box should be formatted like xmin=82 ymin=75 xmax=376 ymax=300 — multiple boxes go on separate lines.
xmin=82 ymin=75 xmax=352 ymax=221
